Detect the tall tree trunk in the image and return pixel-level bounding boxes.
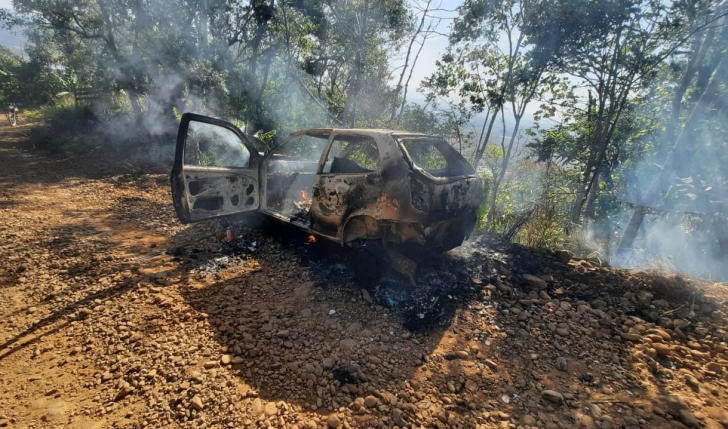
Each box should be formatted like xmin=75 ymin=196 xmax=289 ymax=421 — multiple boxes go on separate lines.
xmin=98 ymin=0 xmax=144 ymax=118
xmin=397 ymin=29 xmax=430 ymax=120
xmin=570 ymin=24 xmax=628 ymax=225
xmin=486 ymin=179 xmax=502 ymax=226
xmin=655 ymin=28 xmax=712 ymax=161
xmin=572 ymin=54 xmax=635 ymax=226
xmin=391 ymin=0 xmax=431 ymax=120
xmin=342 ymin=0 xmax=370 ymax=127
xmin=199 ymin=0 xmax=209 ymax=57
xmin=571 ymin=89 xmax=607 ymax=224
xmin=249 ymin=0 xmax=276 ymax=131
xmin=486 ymin=114 xmax=522 ymax=225
xmin=584 ymin=162 xmax=613 ymax=221
xmin=472 ymin=107 xmax=500 ymax=169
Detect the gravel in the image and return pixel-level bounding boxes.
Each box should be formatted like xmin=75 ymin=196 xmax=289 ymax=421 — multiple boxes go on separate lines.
xmin=2 ymin=125 xmax=728 ymax=428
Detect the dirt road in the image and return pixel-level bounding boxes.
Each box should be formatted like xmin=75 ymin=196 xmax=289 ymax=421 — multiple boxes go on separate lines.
xmin=2 ymin=123 xmax=728 ymax=429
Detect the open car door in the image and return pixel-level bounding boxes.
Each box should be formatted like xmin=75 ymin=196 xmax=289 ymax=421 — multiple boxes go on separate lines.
xmin=171 ymin=113 xmax=261 ymax=223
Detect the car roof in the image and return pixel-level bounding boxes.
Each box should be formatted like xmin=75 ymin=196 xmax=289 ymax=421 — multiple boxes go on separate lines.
xmin=289 ymin=128 xmax=438 ymax=139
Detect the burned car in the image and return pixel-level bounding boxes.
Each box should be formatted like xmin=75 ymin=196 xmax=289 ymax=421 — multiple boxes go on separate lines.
xmin=171 ymin=113 xmax=483 ymax=282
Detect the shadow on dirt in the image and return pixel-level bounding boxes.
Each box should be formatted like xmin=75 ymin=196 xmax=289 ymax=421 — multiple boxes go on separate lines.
xmin=0 ymin=124 xmax=171 ymax=196
xmin=162 ymin=216 xmax=726 ymax=425
xmin=0 ymin=195 xmax=176 ymax=360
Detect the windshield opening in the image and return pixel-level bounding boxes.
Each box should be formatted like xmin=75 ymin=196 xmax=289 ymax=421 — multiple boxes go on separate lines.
xmin=397 ymin=137 xmax=475 ymax=178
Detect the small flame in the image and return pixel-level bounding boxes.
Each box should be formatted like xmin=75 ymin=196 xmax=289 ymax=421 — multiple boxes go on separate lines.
xmin=306 ymin=235 xmax=317 ymax=244
xmin=300 ymin=189 xmax=309 ymax=200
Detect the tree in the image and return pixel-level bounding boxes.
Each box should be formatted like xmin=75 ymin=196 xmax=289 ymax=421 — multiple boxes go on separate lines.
xmin=618 ymin=0 xmax=728 ymax=252
xmin=425 ymin=0 xmax=562 ymax=226
xmin=0 ymin=46 xmax=21 ymax=104
xmin=523 ymin=0 xmax=678 ymax=225
xmin=390 ymin=0 xmax=438 ymax=121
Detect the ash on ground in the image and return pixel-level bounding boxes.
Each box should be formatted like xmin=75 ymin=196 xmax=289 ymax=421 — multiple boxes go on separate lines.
xmin=183 ymin=229 xmax=259 ymax=276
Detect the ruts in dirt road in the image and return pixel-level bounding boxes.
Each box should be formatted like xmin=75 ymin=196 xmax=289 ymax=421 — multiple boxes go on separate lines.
xmin=2 ymin=124 xmax=728 ymax=428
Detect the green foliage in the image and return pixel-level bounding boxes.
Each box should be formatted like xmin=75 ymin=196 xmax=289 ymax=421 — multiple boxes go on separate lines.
xmin=5 ymin=0 xmax=412 ymax=134
xmin=514 ymin=205 xmax=569 ymax=249
xmin=476 ymin=159 xmax=573 ymax=248
xmin=255 ymin=130 xmax=277 ymax=151
xmin=395 ymin=104 xmax=447 ymax=134
xmin=29 ymin=104 xmax=98 ymax=153
xmin=0 ymin=46 xmax=22 ymax=105
xmin=521 ymin=0 xmax=640 ymax=69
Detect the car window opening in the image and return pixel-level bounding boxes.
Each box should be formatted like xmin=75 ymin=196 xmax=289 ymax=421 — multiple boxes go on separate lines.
xmin=265 ymin=134 xmax=329 ymax=223
xmin=184 ymin=121 xmax=251 ymax=168
xmin=397 ymin=137 xmax=474 ymax=178
xmin=323 ymin=136 xmax=380 ymax=174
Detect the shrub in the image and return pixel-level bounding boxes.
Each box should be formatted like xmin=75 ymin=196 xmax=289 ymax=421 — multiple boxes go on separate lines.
xmin=514 ymin=203 xmax=568 ymax=249
xmin=27 ymin=103 xmax=177 ymax=172
xmin=28 ymin=104 xmax=98 ymax=153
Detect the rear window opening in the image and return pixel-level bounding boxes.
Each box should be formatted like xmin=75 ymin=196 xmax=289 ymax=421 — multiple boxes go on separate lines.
xmin=397 ymin=137 xmax=475 ymax=178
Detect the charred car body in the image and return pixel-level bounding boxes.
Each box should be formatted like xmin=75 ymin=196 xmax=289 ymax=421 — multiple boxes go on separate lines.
xmin=171 ymin=113 xmax=483 ymax=281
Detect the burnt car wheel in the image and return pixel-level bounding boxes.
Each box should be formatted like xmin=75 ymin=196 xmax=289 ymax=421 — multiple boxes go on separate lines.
xmin=352 ymin=241 xmax=387 ymax=288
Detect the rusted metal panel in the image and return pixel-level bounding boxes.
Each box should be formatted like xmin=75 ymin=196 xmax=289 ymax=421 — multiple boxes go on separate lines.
xmin=183 ymin=169 xmax=259 ymax=220
xmin=259 ymin=129 xmax=484 ymax=255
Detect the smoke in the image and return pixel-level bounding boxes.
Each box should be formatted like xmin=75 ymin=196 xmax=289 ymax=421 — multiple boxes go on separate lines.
xmin=605 ymin=108 xmax=728 ymax=281
xmin=611 ymin=212 xmax=727 ymax=279
xmin=80 ymin=48 xmax=348 ymax=170
xmin=86 ymin=73 xmax=193 ymax=169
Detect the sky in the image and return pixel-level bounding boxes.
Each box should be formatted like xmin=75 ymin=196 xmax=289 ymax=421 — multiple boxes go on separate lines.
xmin=0 ymin=0 xmax=26 ymax=55
xmin=392 ymin=0 xmax=540 ymax=140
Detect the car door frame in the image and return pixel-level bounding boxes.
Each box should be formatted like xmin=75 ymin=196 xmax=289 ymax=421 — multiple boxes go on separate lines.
xmin=309 ymin=131 xmax=389 ymax=241
xmin=171 ymin=113 xmax=262 ymax=223
xmin=257 ymin=128 xmax=334 ymax=219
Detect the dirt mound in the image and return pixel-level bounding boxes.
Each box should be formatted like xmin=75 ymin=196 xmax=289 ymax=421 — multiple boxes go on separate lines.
xmin=2 ymin=124 xmax=728 ymax=429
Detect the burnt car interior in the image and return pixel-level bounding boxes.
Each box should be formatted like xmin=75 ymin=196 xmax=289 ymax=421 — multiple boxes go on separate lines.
xmin=264 ymin=133 xmax=381 ymax=225
xmin=324 ymin=135 xmax=380 ymax=174
xmin=265 ymin=133 xmax=327 ymax=223
xmin=397 ymin=137 xmax=475 ymax=178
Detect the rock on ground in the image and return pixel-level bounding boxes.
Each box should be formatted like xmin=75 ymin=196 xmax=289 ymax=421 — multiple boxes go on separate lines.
xmin=1 ymin=124 xmax=728 ymax=429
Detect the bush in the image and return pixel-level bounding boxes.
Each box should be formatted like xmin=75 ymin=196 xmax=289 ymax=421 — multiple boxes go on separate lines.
xmin=513 ymin=203 xmax=569 ymax=248
xmin=27 ymin=103 xmax=177 ymax=172
xmin=28 ymin=104 xmax=98 ymax=153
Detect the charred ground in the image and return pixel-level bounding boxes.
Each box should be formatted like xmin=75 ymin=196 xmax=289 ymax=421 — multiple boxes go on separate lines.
xmin=2 ymin=124 xmax=728 ymax=429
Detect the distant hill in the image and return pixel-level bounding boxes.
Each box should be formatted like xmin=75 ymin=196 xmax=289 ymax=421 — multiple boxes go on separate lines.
xmin=0 ymin=26 xmax=26 ymax=57
xmin=0 ymin=44 xmax=20 ymax=60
